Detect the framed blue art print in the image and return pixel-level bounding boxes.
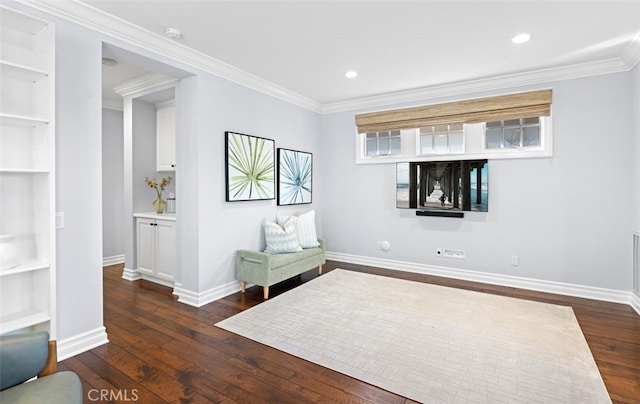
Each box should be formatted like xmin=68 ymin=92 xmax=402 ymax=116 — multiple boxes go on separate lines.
xmin=277 ymin=148 xmax=312 ymax=205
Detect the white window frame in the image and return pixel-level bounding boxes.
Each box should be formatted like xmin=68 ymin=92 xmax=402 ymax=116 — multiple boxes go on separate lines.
xmin=364 ymin=130 xmax=402 ymax=157
xmin=356 ymin=116 xmax=552 ymax=165
xmin=356 ymin=129 xmax=417 ymax=164
xmin=417 ymin=124 xmax=466 ymax=156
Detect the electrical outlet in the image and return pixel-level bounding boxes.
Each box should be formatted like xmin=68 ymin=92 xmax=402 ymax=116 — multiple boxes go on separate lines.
xmin=442 ymin=249 xmax=466 ymax=259
xmin=377 ymin=240 xmax=390 ymax=252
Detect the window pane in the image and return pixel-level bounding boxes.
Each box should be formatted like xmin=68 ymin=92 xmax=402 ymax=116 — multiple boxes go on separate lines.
xmin=504 ymin=127 xmax=520 ymax=148
xmin=486 ymin=128 xmax=502 ymax=149
xmin=523 ymin=126 xmax=540 ymax=147
xmin=504 ymin=119 xmax=520 ymax=127
xmin=486 ymin=121 xmax=502 ymax=128
xmin=420 ymin=134 xmax=434 ymax=154
xmin=434 ymin=134 xmax=448 ymax=153
xmin=366 ymin=138 xmax=377 ymax=156
xmin=366 ymin=132 xmax=377 ymax=139
xmin=434 ymin=124 xmax=448 ymax=133
xmin=379 ymin=137 xmax=390 ymax=154
xmin=522 ymin=117 xmax=539 ymax=125
xmin=449 ymin=132 xmax=464 ymax=153
xmin=390 ymin=130 xmax=401 ymax=137
xmin=390 ymin=137 xmax=401 ymax=155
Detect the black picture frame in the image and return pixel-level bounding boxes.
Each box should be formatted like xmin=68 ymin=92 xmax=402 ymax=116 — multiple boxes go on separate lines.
xmin=277 ymin=148 xmax=313 ymax=206
xmin=225 ymin=131 xmax=275 ymax=202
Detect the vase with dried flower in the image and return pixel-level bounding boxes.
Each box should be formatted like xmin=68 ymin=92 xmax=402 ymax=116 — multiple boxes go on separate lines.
xmin=145 ymin=176 xmax=173 ymax=213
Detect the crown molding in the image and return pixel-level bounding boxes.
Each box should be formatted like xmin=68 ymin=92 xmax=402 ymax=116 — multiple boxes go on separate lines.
xmin=112 ymin=72 xmax=177 ymax=98
xmin=13 ymin=0 xmax=639 ymax=116
xmin=322 ymin=57 xmax=630 ymax=114
xmin=622 ymin=31 xmax=640 ymax=70
xmin=14 ymin=0 xmax=322 ymax=113
xmin=155 ymin=99 xmax=174 ymax=109
xmin=102 ymin=97 xmax=123 ymax=111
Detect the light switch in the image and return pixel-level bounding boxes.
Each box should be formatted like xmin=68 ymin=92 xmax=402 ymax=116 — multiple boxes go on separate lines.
xmin=56 ymin=212 xmax=64 ymax=229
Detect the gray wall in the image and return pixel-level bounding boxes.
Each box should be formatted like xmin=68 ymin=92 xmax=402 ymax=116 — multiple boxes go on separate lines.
xmin=53 ymin=12 xmax=104 ymax=340
xmin=320 ymin=73 xmax=634 ymax=291
xmin=633 ymin=63 xmax=640 ymax=297
xmin=634 ymin=64 xmax=640 ymax=233
xmin=177 ymin=73 xmax=322 ymax=294
xmin=102 ymin=108 xmax=124 ymax=260
xmin=131 ymin=99 xmax=176 ymax=213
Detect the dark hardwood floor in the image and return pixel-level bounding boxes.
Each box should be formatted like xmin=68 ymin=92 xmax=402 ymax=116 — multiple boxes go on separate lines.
xmin=61 ymin=261 xmax=640 ymax=403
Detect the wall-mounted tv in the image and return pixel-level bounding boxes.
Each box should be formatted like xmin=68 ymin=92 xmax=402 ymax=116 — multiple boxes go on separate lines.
xmin=396 ymin=159 xmax=488 ymax=212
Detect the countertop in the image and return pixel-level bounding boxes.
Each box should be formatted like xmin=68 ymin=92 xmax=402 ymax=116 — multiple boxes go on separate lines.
xmin=133 ymin=212 xmax=176 ymax=221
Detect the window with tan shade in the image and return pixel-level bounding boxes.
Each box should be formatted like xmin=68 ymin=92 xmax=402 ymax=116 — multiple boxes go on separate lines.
xmin=355 ymin=89 xmax=553 ymax=164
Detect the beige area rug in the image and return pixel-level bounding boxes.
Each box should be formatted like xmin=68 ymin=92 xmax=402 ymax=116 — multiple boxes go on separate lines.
xmin=216 ymin=269 xmax=611 ymax=403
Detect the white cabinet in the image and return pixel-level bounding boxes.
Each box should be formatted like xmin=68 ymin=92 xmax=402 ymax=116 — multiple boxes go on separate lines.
xmin=135 ymin=215 xmax=176 ymax=286
xmin=0 ymin=8 xmax=55 ymax=337
xmin=156 ymin=101 xmax=175 ymax=172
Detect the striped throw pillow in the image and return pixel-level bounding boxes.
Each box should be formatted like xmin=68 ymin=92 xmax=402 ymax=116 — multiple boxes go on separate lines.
xmin=277 ymin=210 xmax=319 ymax=249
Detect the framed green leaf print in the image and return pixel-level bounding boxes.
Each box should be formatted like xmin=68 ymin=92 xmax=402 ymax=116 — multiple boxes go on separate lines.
xmin=225 ymin=131 xmax=275 ymax=202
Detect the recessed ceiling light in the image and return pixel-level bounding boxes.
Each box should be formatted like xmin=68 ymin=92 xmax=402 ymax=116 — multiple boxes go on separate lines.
xmin=345 ymin=71 xmax=358 ymax=79
xmin=511 ymin=33 xmax=531 ymax=44
xmin=164 ymin=27 xmax=183 ymax=39
xmin=102 ymin=57 xmax=118 ymax=67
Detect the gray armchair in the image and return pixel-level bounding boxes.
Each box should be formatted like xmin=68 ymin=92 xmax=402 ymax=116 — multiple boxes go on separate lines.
xmin=0 ymin=331 xmax=82 ymax=403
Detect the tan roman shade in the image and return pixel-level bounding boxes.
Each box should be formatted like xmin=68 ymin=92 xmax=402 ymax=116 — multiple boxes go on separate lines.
xmin=355 ymin=89 xmax=552 ymax=133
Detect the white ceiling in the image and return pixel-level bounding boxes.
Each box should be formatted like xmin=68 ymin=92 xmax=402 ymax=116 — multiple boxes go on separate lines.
xmin=89 ymin=1 xmax=640 ymax=106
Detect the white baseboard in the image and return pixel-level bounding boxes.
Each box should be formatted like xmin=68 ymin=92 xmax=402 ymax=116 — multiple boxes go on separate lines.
xmin=102 ymin=254 xmax=125 ymax=266
xmin=174 ymin=281 xmax=242 ymax=307
xmin=139 ymin=273 xmax=175 ymax=288
xmin=57 ymin=326 xmax=109 ymax=361
xmin=326 ymin=251 xmax=639 ymax=313
xmin=121 ymin=267 xmax=141 ymax=281
xmin=631 ymin=292 xmax=640 ymax=316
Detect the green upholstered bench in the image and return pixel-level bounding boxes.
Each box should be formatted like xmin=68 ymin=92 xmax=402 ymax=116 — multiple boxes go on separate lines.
xmin=236 ymin=238 xmax=325 ymax=299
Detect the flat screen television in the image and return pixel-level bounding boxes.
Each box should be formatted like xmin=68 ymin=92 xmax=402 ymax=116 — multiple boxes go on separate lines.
xmin=396 ymin=159 xmax=488 ymax=212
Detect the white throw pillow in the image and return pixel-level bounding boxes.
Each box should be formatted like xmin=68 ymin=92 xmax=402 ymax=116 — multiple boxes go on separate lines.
xmin=277 ymin=210 xmax=319 ymax=249
xmin=264 ymin=219 xmax=303 ymax=254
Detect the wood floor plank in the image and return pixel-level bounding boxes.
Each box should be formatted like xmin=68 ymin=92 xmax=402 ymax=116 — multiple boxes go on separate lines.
xmin=61 ymin=261 xmax=640 ymax=403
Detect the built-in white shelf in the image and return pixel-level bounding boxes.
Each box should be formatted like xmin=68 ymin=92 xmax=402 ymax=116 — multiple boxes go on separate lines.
xmin=0 ymin=259 xmax=49 ymax=277
xmin=0 ymin=309 xmax=50 ymax=334
xmin=0 ymin=7 xmax=47 ymax=33
xmin=0 ymin=6 xmax=55 ymax=339
xmin=0 ymin=60 xmax=48 ymax=81
xmin=0 ymin=168 xmax=50 ymax=174
xmin=0 ymin=113 xmax=49 ymax=127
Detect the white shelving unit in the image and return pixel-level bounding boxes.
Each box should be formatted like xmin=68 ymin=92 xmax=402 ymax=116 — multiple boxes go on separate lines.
xmin=0 ymin=7 xmax=55 ymax=338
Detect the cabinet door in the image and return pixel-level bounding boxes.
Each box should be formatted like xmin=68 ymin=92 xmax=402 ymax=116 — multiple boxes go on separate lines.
xmin=156 ymin=105 xmax=176 ymax=171
xmin=155 ymin=220 xmax=176 ymax=281
xmin=136 ymin=219 xmax=155 ymax=276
